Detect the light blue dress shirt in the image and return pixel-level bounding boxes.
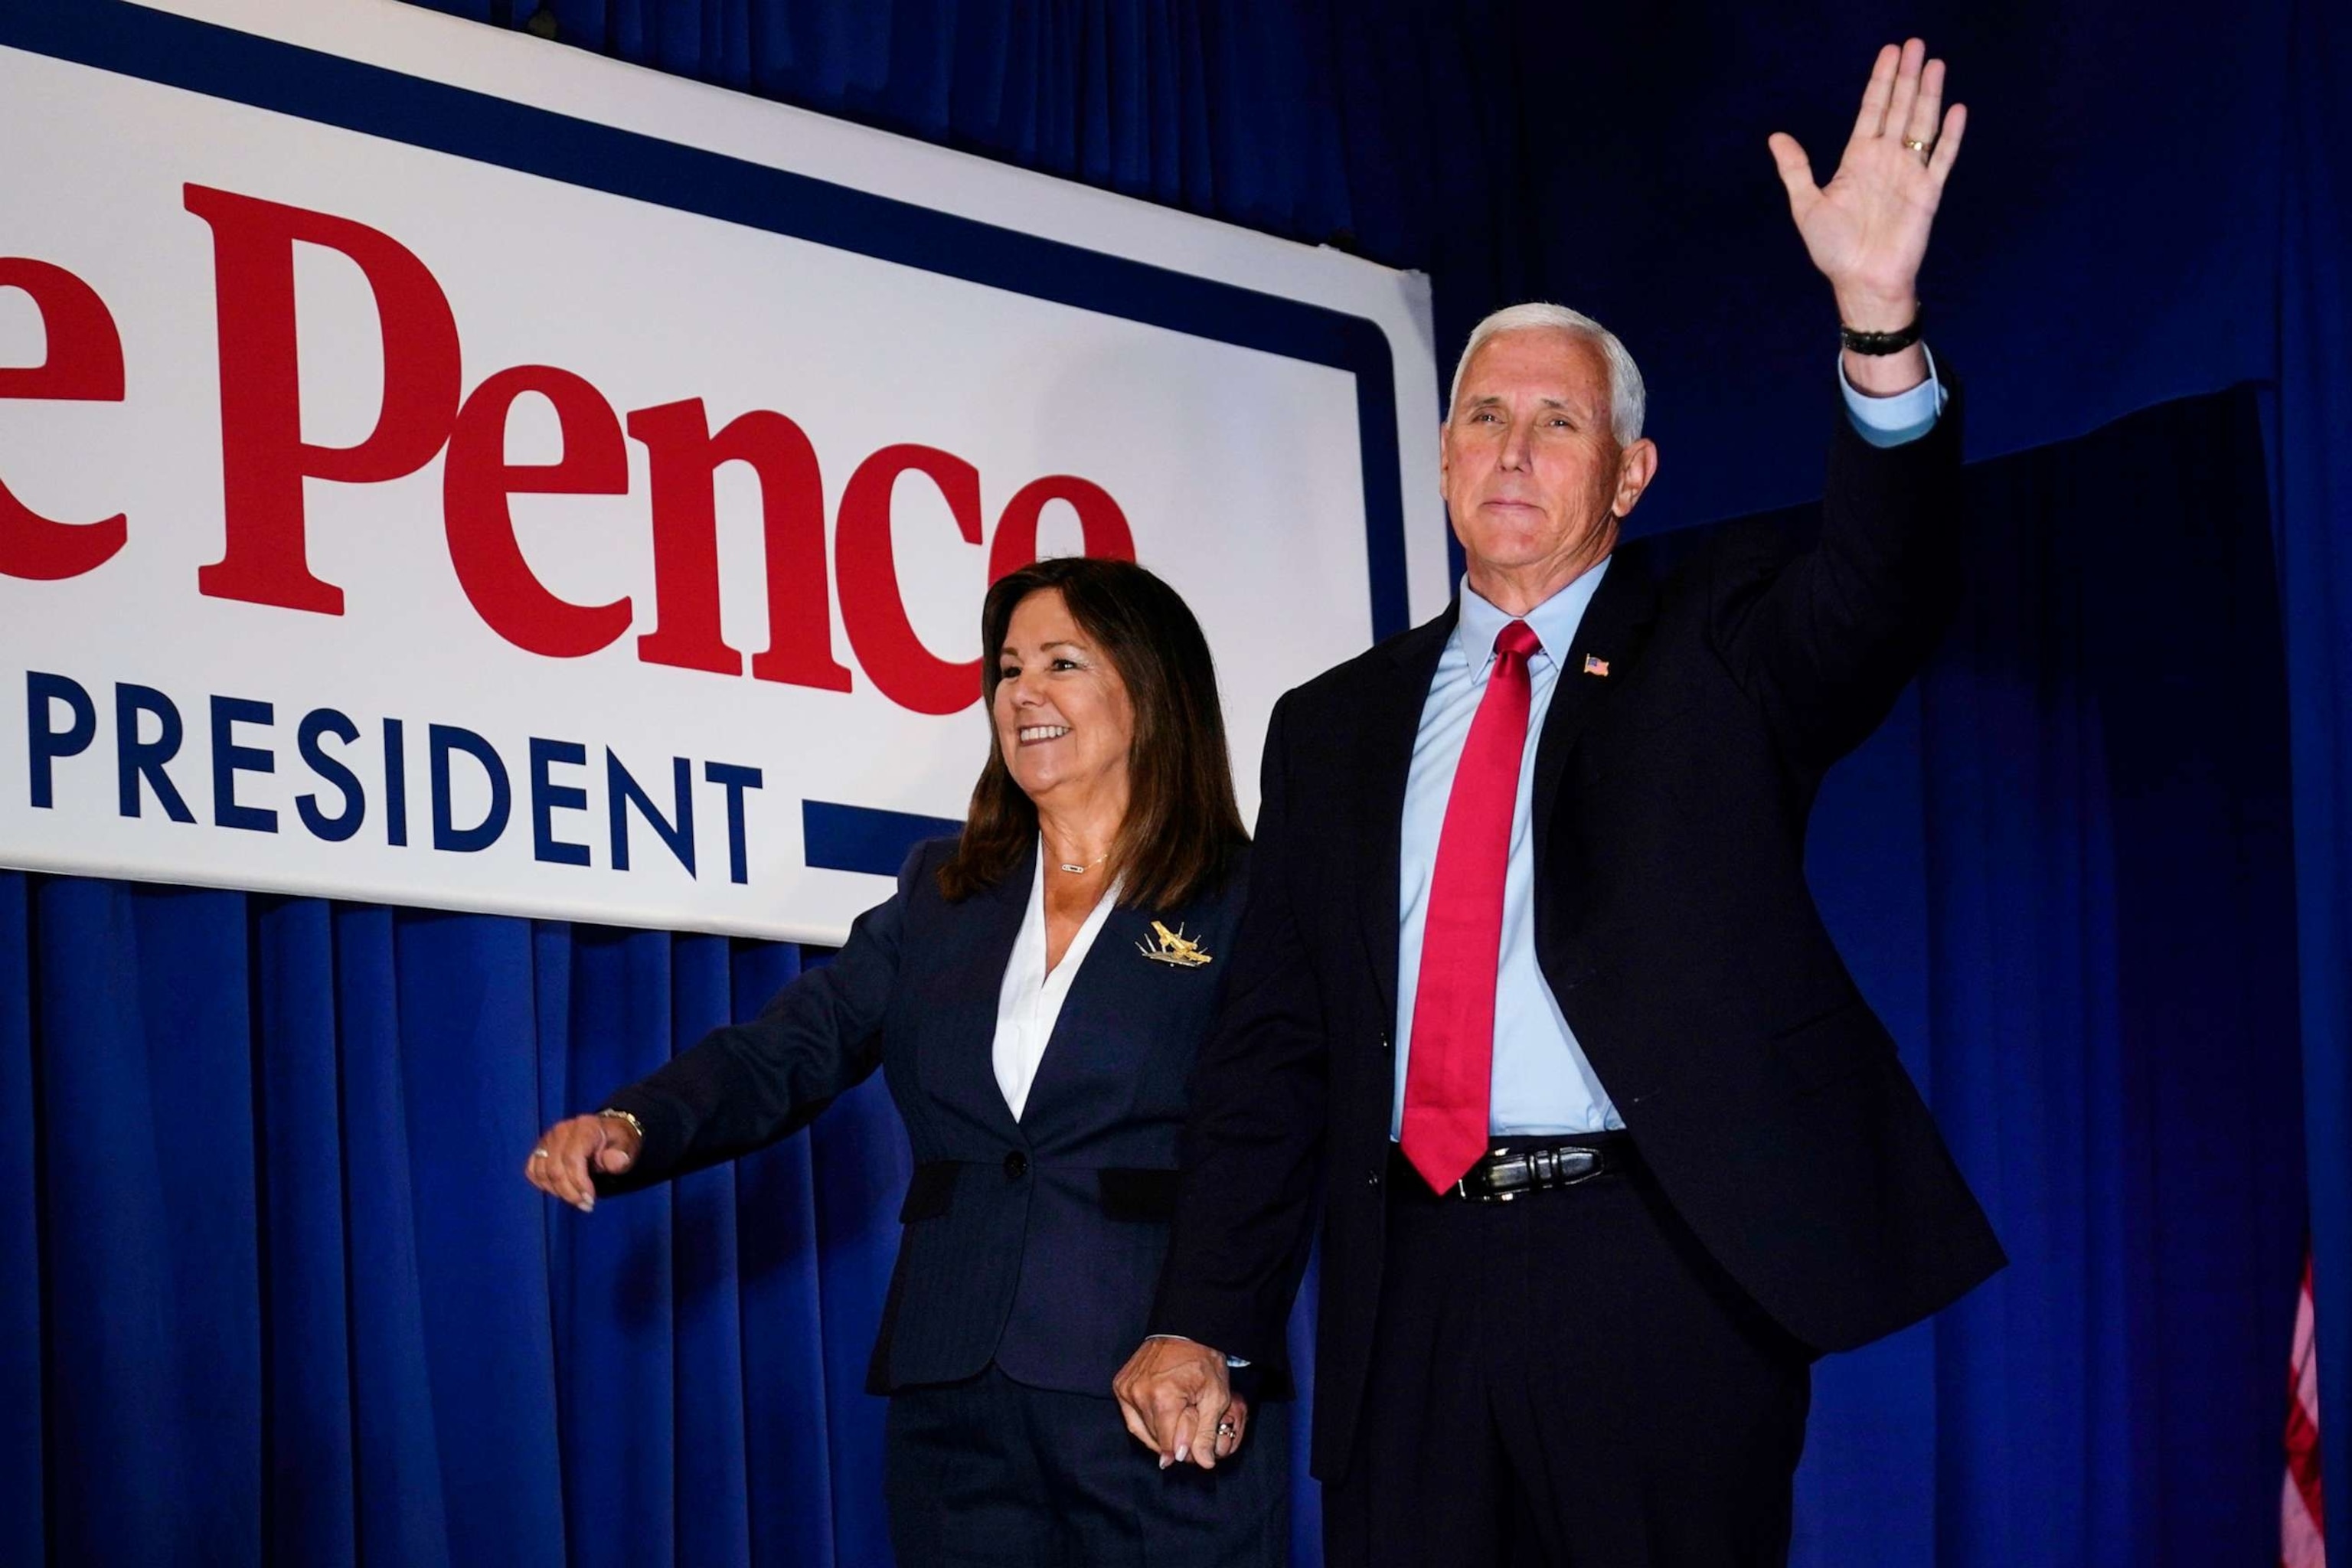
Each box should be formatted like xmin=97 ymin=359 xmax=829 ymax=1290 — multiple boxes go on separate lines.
xmin=1390 ymin=357 xmax=1946 ymax=1138
xmin=1841 ymin=343 xmax=1946 ymax=446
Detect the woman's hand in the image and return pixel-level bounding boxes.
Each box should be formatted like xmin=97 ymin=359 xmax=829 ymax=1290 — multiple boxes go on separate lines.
xmin=523 ymin=1112 xmax=641 ymax=1214
xmin=1114 ymin=1336 xmax=1249 ymax=1470
xmin=1215 ymin=1394 xmax=1251 ymax=1465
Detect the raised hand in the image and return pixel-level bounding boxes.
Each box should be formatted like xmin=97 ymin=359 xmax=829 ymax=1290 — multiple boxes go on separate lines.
xmin=523 ymin=1112 xmax=642 ymax=1213
xmin=1768 ymin=39 xmax=1966 ymax=333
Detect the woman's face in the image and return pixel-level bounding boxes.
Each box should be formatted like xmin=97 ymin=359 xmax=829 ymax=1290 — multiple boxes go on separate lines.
xmin=992 ymin=588 xmax=1135 ymax=812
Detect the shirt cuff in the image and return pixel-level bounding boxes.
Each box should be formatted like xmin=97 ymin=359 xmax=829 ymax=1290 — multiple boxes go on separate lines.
xmin=1144 ymin=1332 xmax=1250 ymax=1368
xmin=1838 ymin=342 xmax=1946 ymax=449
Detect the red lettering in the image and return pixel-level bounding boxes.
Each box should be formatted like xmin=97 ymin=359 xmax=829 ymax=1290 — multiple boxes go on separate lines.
xmin=0 ymin=259 xmax=128 ymax=581
xmin=185 ymin=184 xmax=460 ymax=616
xmin=629 ymin=399 xmax=851 ymax=691
xmin=987 ymin=475 xmax=1136 ymax=581
xmin=835 ymin=444 xmax=983 ymax=716
xmin=443 ymin=366 xmax=632 ymax=658
xmin=18 ymin=191 xmax=1145 ymax=717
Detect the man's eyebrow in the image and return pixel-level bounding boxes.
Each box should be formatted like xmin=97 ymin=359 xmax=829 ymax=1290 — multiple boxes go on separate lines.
xmin=1463 ymin=393 xmax=1579 ymax=409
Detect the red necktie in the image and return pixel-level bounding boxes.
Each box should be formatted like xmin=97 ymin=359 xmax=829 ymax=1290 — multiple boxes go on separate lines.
xmin=1401 ymin=619 xmax=1540 ymax=1194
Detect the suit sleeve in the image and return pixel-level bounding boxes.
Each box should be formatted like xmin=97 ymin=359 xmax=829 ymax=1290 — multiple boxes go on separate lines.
xmin=592 ymin=841 xmax=924 ymax=1193
xmin=1148 ymin=693 xmax=1330 ymax=1367
xmin=1708 ymin=371 xmax=1966 ymax=771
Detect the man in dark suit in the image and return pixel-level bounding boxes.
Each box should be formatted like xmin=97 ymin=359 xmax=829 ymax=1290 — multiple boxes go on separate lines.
xmin=1116 ymin=38 xmax=2001 ymax=1565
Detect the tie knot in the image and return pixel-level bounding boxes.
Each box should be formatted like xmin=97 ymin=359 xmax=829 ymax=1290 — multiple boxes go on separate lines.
xmin=1494 ymin=619 xmax=1540 ymax=664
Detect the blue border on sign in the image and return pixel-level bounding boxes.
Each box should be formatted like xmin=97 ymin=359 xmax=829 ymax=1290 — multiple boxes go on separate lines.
xmin=802 ymin=801 xmax=960 ymax=880
xmin=0 ymin=0 xmax=1414 ymax=880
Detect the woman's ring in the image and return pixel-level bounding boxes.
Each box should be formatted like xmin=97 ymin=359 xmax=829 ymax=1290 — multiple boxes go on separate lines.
xmin=1216 ymin=1419 xmax=1235 ymax=1437
xmin=532 ymin=1148 xmax=551 ymax=1158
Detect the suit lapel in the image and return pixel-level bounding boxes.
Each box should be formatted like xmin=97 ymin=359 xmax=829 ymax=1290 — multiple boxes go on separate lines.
xmin=1016 ymin=899 xmax=1164 ymax=1142
xmin=922 ymin=841 xmax=1035 ymax=1145
xmin=1357 ymin=606 xmax=1458 ymax=1028
xmin=1532 ymin=543 xmax=1659 ymax=839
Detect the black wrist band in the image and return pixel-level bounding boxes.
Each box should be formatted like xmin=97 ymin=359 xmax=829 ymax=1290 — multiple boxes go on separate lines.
xmin=1838 ymin=309 xmax=1924 ymax=356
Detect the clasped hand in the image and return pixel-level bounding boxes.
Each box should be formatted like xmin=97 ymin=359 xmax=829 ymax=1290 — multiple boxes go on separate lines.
xmin=1112 ymin=1338 xmax=1250 ymax=1471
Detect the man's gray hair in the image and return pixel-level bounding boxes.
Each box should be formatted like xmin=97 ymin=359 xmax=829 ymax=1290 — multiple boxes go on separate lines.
xmin=1446 ymin=302 xmax=1647 ymax=446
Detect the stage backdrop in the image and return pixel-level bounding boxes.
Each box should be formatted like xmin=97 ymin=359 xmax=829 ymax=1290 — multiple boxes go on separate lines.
xmin=2 ymin=2 xmax=2337 ymax=1565
xmin=0 ymin=0 xmax=1447 ymax=943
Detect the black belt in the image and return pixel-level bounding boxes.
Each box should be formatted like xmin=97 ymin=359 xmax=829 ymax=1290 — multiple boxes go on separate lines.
xmin=1390 ymin=1133 xmax=1638 ymax=1202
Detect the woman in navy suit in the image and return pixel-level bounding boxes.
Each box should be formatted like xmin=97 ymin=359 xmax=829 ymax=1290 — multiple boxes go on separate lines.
xmin=524 ymin=556 xmax=1283 ymax=1566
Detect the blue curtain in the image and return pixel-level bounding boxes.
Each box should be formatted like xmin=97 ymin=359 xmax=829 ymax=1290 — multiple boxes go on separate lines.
xmin=2272 ymin=0 xmax=2352 ymax=1541
xmin=1790 ymin=388 xmax=2305 ymax=1563
xmin=0 ymin=882 xmax=897 ymax=1565
xmin=8 ymin=0 xmax=2346 ymax=1559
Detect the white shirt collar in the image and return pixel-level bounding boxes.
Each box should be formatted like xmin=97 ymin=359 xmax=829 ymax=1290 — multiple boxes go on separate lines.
xmin=992 ymin=838 xmax=1121 ymax=1121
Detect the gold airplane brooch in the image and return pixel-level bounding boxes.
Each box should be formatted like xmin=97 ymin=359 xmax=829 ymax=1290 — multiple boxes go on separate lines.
xmin=1137 ymin=920 xmax=1213 ymax=968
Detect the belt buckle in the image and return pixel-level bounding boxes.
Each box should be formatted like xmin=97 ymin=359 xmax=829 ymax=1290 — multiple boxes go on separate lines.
xmin=1455 ymin=1146 xmax=1523 ymax=1203
xmin=1454 ymin=1144 xmax=1606 ymax=1200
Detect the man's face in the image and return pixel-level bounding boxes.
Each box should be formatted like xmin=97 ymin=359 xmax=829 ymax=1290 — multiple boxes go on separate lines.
xmin=1441 ymin=328 xmax=1654 ymax=580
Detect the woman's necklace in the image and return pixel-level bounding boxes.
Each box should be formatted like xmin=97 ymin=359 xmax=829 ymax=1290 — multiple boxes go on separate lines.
xmin=1055 ymin=849 xmax=1110 ymax=875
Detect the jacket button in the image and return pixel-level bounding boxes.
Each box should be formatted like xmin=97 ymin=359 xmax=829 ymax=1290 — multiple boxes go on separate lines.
xmin=1004 ymin=1151 xmax=1029 ymax=1180
xmin=1379 ymin=1033 xmax=1392 ymax=1052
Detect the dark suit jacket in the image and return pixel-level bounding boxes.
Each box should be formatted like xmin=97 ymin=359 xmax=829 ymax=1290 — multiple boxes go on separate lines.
xmin=599 ymin=836 xmax=1250 ymax=1397
xmin=1151 ymin=387 xmax=2007 ymax=1481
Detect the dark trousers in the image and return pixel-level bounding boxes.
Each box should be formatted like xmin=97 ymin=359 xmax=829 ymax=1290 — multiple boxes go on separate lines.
xmin=1325 ymin=1140 xmax=1813 ymax=1568
xmin=885 ymin=1362 xmax=1288 ymax=1567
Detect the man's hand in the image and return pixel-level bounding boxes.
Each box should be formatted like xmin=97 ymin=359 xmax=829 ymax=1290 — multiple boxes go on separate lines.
xmin=523 ymin=1112 xmax=641 ymax=1213
xmin=1769 ymin=39 xmax=1966 ymax=390
xmin=1112 ymin=1338 xmax=1248 ymax=1471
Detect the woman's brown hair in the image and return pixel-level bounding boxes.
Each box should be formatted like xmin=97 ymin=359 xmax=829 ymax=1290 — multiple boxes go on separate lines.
xmin=938 ymin=557 xmax=1247 ymax=909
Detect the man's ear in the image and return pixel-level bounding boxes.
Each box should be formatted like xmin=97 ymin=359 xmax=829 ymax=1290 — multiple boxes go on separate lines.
xmin=1612 ymin=438 xmax=1660 ymax=518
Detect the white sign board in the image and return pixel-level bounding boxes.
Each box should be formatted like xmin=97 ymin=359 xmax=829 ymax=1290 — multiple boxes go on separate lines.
xmin=0 ymin=0 xmax=1444 ymax=942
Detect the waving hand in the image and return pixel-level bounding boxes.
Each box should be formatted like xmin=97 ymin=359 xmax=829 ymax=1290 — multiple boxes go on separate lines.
xmin=1769 ymin=39 xmax=1966 ymax=335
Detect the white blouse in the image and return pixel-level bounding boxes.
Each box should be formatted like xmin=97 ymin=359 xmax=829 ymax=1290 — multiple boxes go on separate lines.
xmin=991 ymin=843 xmax=1120 ymax=1121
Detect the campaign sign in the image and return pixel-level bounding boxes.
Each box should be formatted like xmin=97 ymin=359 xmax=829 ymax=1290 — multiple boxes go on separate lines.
xmin=0 ymin=0 xmax=1443 ymax=942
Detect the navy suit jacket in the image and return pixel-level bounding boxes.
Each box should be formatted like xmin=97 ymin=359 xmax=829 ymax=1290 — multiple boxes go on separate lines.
xmin=597 ymin=835 xmax=1250 ymax=1397
xmin=1152 ymin=387 xmax=2006 ymax=1480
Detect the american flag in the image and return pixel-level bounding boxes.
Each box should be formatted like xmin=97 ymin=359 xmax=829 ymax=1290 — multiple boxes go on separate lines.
xmin=2285 ymin=1243 xmax=2327 ymax=1567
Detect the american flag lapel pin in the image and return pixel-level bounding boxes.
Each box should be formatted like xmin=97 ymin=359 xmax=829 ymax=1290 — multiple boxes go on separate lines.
xmin=1583 ymin=653 xmax=1610 ymax=678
